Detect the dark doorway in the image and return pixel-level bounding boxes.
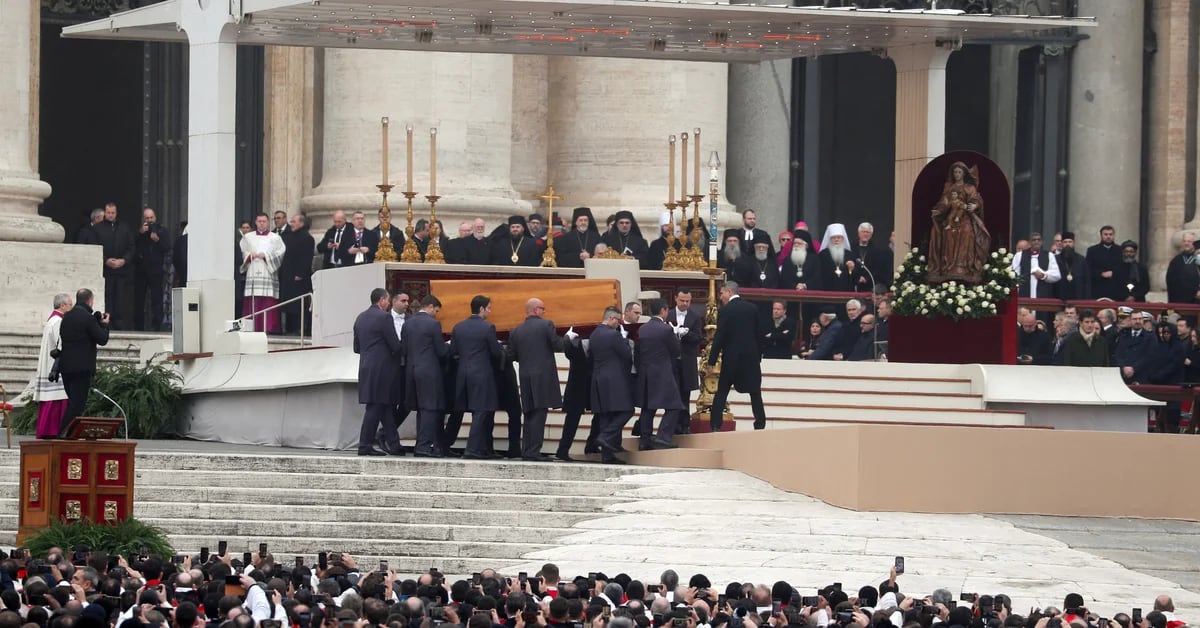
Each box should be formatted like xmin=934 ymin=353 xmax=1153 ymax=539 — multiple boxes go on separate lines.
xmin=945 ymin=44 xmax=991 ymax=155
xmin=39 ymin=26 xmax=143 ymax=241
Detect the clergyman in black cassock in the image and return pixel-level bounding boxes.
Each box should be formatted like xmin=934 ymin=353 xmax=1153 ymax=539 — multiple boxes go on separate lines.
xmin=554 ymin=207 xmax=603 ymax=268
xmin=490 ymin=216 xmax=542 ymax=266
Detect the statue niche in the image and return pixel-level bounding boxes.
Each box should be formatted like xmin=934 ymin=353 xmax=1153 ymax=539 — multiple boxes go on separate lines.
xmin=926 ymin=161 xmax=991 ymax=284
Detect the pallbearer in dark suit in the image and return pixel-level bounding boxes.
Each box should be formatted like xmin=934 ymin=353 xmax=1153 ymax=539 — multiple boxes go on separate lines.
xmin=346 ymin=212 xmax=375 ymax=265
xmin=58 ymin=288 xmax=110 ymax=429
xmin=668 ymin=289 xmax=703 ymax=434
xmin=403 ymin=295 xmax=449 ymax=457
xmin=634 ymin=299 xmax=685 ymax=450
xmin=450 ymin=295 xmax=504 ymax=459
xmin=508 ymin=297 xmax=567 ymax=461
xmin=706 ymin=281 xmax=768 ymax=430
xmin=589 ymin=307 xmax=633 ymax=464
xmin=352 ymin=289 xmax=404 ymax=456
xmin=557 ymin=327 xmax=593 ymax=462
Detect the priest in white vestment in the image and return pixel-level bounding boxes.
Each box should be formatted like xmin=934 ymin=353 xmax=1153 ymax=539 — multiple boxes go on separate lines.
xmin=30 ymin=293 xmax=73 ymax=438
xmin=240 ymin=213 xmax=287 ymax=333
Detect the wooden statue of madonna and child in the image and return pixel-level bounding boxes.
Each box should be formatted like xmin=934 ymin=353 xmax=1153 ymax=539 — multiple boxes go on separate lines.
xmin=888 ymin=151 xmax=1018 ymax=365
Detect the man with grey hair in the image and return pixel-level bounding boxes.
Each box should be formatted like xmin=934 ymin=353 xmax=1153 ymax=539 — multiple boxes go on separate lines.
xmin=609 ymin=617 xmax=635 ymax=628
xmin=705 ymin=281 xmax=767 ymax=430
xmin=598 ymin=582 xmax=624 ymax=610
xmin=75 ymin=207 xmax=105 ymax=244
xmin=853 ymin=221 xmax=892 ymax=294
xmin=832 ymin=299 xmax=866 ymax=362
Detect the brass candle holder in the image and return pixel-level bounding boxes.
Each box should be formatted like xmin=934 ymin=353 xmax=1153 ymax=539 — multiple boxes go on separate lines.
xmin=679 ymin=193 xmax=708 ymax=270
xmin=374 ymin=184 xmax=399 ymax=263
xmin=538 ymin=183 xmax=564 ymax=268
xmin=423 ymin=195 xmax=445 ymax=264
xmin=662 ymin=201 xmax=684 ymax=270
xmin=399 ymin=191 xmax=422 ymax=262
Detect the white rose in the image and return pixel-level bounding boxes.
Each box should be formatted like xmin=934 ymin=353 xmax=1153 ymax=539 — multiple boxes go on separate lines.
xmin=920 ymin=255 xmax=927 ymax=262
xmin=921 ymin=308 xmax=929 ymax=314
xmin=999 ymin=248 xmax=1008 ymax=255
xmin=956 ymin=307 xmax=963 ymax=315
xmin=991 ymin=252 xmax=998 ymax=259
xmin=912 ymin=247 xmax=919 ymax=253
xmin=964 ymin=305 xmax=972 ymax=312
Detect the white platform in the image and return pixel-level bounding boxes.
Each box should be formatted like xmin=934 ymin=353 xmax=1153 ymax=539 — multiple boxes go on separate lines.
xmin=177 ymin=349 xmax=1160 ymax=450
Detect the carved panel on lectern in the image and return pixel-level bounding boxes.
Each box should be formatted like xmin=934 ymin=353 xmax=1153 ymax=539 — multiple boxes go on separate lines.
xmin=65 ymin=500 xmax=82 ymax=520
xmin=104 ymin=460 xmax=119 ymax=481
xmin=103 ymin=500 xmax=118 ymax=522
xmin=28 ymin=476 xmax=41 ymax=506
xmin=67 ymin=458 xmax=83 ymax=481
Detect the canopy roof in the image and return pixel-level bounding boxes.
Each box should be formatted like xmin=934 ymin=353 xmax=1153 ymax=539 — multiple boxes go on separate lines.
xmin=63 ymin=0 xmax=1092 ymax=62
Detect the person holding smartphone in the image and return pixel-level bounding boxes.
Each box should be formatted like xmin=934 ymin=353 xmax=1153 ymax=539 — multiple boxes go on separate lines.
xmin=57 ymin=287 xmax=110 ymax=432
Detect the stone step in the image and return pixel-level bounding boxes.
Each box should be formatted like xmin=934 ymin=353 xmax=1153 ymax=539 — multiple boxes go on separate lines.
xmin=759 ymin=388 xmax=983 ymax=410
xmin=133 ymin=485 xmax=624 ymax=512
xmin=724 ymin=400 xmax=1025 ymax=426
xmin=133 ymin=502 xmax=600 ymax=528
xmin=760 ymin=372 xmax=974 ymax=394
xmin=160 ymin=534 xmax=553 ymax=560
xmin=132 ymin=452 xmax=654 ymax=481
xmin=140 ymin=518 xmax=571 ymax=545
xmin=134 ymin=468 xmax=629 ymax=497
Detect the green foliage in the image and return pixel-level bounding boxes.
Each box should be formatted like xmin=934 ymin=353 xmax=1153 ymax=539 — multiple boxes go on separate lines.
xmin=11 ymin=360 xmax=183 ymax=438
xmin=23 ymin=517 xmax=173 ymax=560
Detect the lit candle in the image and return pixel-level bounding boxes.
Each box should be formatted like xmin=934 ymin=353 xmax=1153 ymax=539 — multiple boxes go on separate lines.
xmin=381 ymin=117 xmax=389 ymax=185
xmin=405 ymin=125 xmax=414 ymax=194
xmin=668 ymin=135 xmax=676 ymax=203
xmin=693 ymin=127 xmax=701 ymax=197
xmin=680 ymin=132 xmax=688 ymax=203
xmin=429 ymin=127 xmax=438 ymax=196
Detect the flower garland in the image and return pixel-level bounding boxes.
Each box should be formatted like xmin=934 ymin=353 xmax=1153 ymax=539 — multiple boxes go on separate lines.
xmin=890 ymin=247 xmax=1022 ymax=321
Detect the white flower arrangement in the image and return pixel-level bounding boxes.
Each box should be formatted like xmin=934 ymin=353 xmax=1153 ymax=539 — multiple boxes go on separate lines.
xmin=890 ymin=247 xmax=1022 ymax=321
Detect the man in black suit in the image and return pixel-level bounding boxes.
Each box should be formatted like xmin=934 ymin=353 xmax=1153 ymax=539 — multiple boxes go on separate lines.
xmin=851 ymin=222 xmax=892 ymax=294
xmin=762 ymin=301 xmax=797 ymax=359
xmin=1115 ymin=310 xmax=1155 ymax=383
xmin=1165 ymin=237 xmax=1200 ymax=307
xmin=58 ymin=288 xmax=110 ymax=430
xmin=94 ymin=203 xmax=134 ymax=329
xmin=557 ymin=326 xmax=592 ymax=462
xmin=353 ymin=288 xmax=404 ymax=456
xmin=133 ymin=207 xmax=171 ymax=331
xmin=279 ymin=214 xmax=316 ymax=335
xmin=316 ymin=210 xmax=351 ymax=269
xmin=403 ymin=295 xmax=449 ymax=457
xmin=508 ymin=297 xmax=566 ymax=461
xmin=723 ymin=208 xmax=772 ymax=258
xmin=345 ymin=211 xmax=375 ymax=266
xmin=450 ymin=295 xmax=504 ymax=459
xmin=667 ymin=289 xmax=703 ymax=434
xmin=589 ymin=307 xmax=633 ymax=464
xmin=442 ymin=220 xmax=474 ymax=264
xmin=705 ymin=281 xmax=767 ymax=430
xmin=1055 ymin=232 xmax=1091 ymax=301
xmin=634 ymin=299 xmax=684 ymax=450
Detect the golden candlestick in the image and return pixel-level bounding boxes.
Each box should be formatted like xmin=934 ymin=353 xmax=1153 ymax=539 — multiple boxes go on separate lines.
xmin=423 ymin=195 xmax=445 ymax=264
xmin=662 ymin=201 xmax=685 ymax=271
xmin=399 ymin=191 xmax=422 ymax=262
xmin=691 ymin=266 xmax=732 ymax=428
xmin=374 ymin=184 xmax=398 ymax=263
xmin=679 ymin=193 xmax=707 ymax=270
xmin=537 ymin=182 xmax=564 ymax=268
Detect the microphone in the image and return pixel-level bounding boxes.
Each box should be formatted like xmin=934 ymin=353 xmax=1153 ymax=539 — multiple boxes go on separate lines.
xmin=91 ymin=387 xmax=129 ymax=440
xmin=855 ymin=259 xmax=881 ymax=360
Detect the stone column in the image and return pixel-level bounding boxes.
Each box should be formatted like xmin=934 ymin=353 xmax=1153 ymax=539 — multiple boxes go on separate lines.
xmin=727 ymin=58 xmax=792 ymax=239
xmin=1148 ymin=0 xmax=1197 ymax=291
xmin=891 ymin=44 xmax=951 ymax=269
xmin=510 ymin=56 xmax=549 ymax=206
xmin=301 ymin=50 xmax=528 ymax=233
xmin=1067 ymin=0 xmax=1144 ymax=250
xmin=262 ymin=46 xmax=313 ymax=216
xmin=989 ymin=45 xmax=1022 ymax=184
xmin=546 ymin=57 xmax=735 ymax=239
xmin=0 ymin=0 xmax=57 ymax=243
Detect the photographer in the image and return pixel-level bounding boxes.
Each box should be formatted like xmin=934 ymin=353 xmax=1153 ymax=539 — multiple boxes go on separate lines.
xmin=57 ymin=288 xmax=110 ymax=431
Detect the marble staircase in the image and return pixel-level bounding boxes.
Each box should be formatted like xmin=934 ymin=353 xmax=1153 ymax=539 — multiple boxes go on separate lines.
xmin=0 ymin=445 xmax=665 ymax=575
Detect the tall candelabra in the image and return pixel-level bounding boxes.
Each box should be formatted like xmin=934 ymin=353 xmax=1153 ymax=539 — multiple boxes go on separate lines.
xmin=691 ymin=151 xmax=732 ymax=429
xmin=374 ymin=184 xmax=398 ymax=263
xmin=424 ymin=195 xmax=445 ymax=264
xmin=399 ymin=191 xmax=422 ymax=262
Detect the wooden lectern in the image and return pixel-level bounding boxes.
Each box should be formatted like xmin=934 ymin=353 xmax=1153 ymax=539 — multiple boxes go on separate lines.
xmin=18 ymin=418 xmax=136 ymax=544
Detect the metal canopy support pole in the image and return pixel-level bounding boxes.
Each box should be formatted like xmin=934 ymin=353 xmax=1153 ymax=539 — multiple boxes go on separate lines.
xmin=890 ymin=43 xmax=951 ymax=265
xmin=181 ymin=0 xmax=240 ymax=351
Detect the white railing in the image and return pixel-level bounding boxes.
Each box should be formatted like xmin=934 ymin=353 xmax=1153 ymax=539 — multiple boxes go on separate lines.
xmin=237 ymin=292 xmax=314 ymax=346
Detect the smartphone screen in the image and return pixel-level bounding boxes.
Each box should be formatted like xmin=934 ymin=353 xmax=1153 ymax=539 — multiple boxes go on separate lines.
xmin=772 ymin=600 xmax=782 ymax=614
xmin=895 ymin=556 xmax=905 ymax=575
xmin=472 ymin=573 xmax=482 ymax=585
xmin=960 ymin=593 xmax=976 ymax=603
xmin=518 ymin=572 xmax=527 ymax=583
xmin=259 ymin=543 xmax=268 ymax=558
xmin=833 ymin=582 xmax=842 ymax=591
xmin=218 ymin=541 xmax=228 ymax=557
xmin=296 ymin=556 xmax=304 ymax=568
xmin=1133 ymin=610 xmax=1142 ymax=624
xmin=243 ymin=552 xmax=253 ymax=565
xmin=200 ymin=547 xmax=209 ymax=564
xmin=379 ymin=560 xmax=388 ymax=572
xmin=319 ymin=551 xmax=328 ymax=570
xmin=801 ymin=596 xmax=818 ymax=607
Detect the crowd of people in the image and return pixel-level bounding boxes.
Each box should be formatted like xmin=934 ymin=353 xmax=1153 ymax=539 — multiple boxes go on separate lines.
xmin=350 ymin=279 xmax=767 ymax=463
xmin=0 ymin=547 xmax=1183 ymax=628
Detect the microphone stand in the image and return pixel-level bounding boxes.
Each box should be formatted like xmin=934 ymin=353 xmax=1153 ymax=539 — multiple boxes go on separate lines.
xmin=857 ymin=258 xmax=880 ymax=360
xmin=91 ymin=387 xmax=129 ymax=440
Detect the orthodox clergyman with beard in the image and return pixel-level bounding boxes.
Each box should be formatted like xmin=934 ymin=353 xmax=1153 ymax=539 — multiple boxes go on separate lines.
xmin=489 ymin=215 xmax=541 ymax=266
xmin=1117 ymin=240 xmax=1150 ymax=302
xmin=780 ymin=235 xmax=821 ymax=324
xmin=601 ymin=210 xmax=651 ymax=268
xmin=817 ymin=223 xmax=855 ymax=292
xmin=553 ymin=207 xmax=602 ymax=268
xmin=1054 ymin=231 xmax=1090 ymax=300
xmin=718 ymin=234 xmax=751 ymax=284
